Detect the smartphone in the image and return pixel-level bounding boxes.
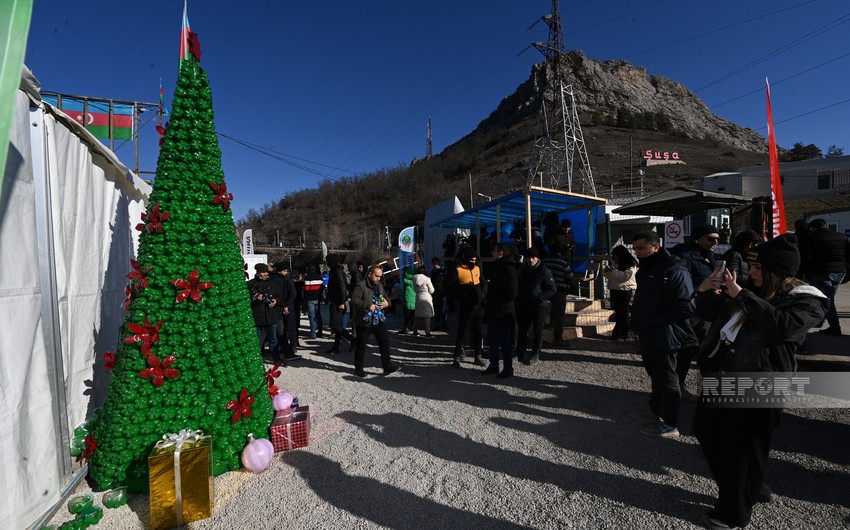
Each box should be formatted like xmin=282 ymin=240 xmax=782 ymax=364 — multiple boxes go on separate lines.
xmin=712 ymin=260 xmax=726 ymax=279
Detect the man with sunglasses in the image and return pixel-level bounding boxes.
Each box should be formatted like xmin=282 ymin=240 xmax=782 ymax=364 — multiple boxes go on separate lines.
xmin=671 ymin=222 xmax=720 ymax=389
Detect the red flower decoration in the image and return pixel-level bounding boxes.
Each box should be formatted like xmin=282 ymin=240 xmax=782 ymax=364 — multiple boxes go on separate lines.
xmin=121 ymin=284 xmax=134 ymax=311
xmin=268 ymin=384 xmax=280 ymax=398
xmin=209 ymin=182 xmax=233 ymax=212
xmin=155 ymin=123 xmax=167 ymax=146
xmin=139 ymin=354 xmax=180 ymax=388
xmin=135 ymin=204 xmax=171 ymax=233
xmin=122 ymin=317 xmax=164 ymax=357
xmin=103 ymin=351 xmax=116 ymax=370
xmin=80 ymin=434 xmax=97 ymax=463
xmin=266 ymin=363 xmax=281 ymax=386
xmin=225 ymin=388 xmax=255 ymax=424
xmin=171 ymin=269 xmax=214 ymax=303
xmin=128 ymin=259 xmax=153 ymax=294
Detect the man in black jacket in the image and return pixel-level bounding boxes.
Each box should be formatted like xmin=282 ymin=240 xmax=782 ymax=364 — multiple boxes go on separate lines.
xmin=516 ymin=247 xmax=557 ymax=365
xmin=541 ymin=254 xmax=574 ymax=346
xmin=326 ymin=255 xmax=354 ymax=354
xmin=806 ymin=218 xmax=850 ymax=335
xmin=482 ymin=243 xmax=519 ymax=378
xmin=430 ymin=257 xmax=448 ymax=332
xmin=630 ymin=231 xmax=695 ymax=438
xmin=248 ymin=263 xmax=284 ymax=362
xmin=273 ymin=262 xmax=302 ymax=362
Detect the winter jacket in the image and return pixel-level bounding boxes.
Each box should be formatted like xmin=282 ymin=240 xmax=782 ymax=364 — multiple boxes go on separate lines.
xmin=351 ymin=278 xmax=391 ymax=325
xmin=328 ymin=264 xmax=350 ymax=305
xmin=694 ymin=285 xmax=828 ymax=374
xmin=446 ymin=263 xmax=486 ymax=309
xmin=632 ymin=248 xmax=695 ymax=352
xmin=303 ymin=269 xmax=324 ymax=302
xmin=247 ymin=275 xmax=285 ymax=326
xmin=413 ymin=273 xmax=435 ymax=317
xmin=671 ymin=241 xmax=716 ymax=287
xmin=518 ymin=261 xmax=557 ymax=310
xmin=483 ymin=257 xmax=520 ymax=326
xmin=541 ymin=256 xmax=574 ymax=294
xmin=402 ymin=268 xmax=417 ymax=310
xmin=602 ymin=265 xmax=637 ymax=291
xmin=722 ymin=248 xmax=749 ymax=286
xmin=806 ymin=228 xmax=850 ymax=274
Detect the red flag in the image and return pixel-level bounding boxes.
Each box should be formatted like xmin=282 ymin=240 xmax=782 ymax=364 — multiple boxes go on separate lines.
xmin=766 ymin=78 xmax=786 ymax=238
xmin=179 ymin=0 xmax=202 ymax=62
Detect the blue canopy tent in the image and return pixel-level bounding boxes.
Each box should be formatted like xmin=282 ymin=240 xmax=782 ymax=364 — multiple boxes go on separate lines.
xmin=429 ymin=186 xmax=606 ymax=273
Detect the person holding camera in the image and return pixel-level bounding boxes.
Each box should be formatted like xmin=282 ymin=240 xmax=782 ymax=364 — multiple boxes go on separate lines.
xmin=247 ymin=263 xmax=285 ymax=362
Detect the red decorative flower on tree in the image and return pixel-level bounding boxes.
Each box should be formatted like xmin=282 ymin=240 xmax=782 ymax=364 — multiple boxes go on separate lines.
xmin=225 ymin=388 xmax=255 ymax=424
xmin=208 ymin=182 xmax=233 ymax=212
xmin=80 ymin=434 xmax=97 ymax=463
xmin=121 ymin=284 xmax=134 ymax=311
xmin=103 ymin=351 xmax=116 ymax=370
xmin=127 ymin=259 xmax=153 ymax=294
xmin=139 ymin=354 xmax=180 ymax=388
xmin=136 ymin=204 xmax=171 ymax=233
xmin=265 ymin=363 xmax=281 ymax=386
xmin=171 ymin=269 xmax=214 ymax=303
xmin=122 ymin=317 xmax=164 ymax=357
xmin=155 ymin=123 xmax=167 ymax=146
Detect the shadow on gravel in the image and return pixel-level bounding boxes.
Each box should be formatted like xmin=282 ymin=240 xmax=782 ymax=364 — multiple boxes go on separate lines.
xmin=343 ymin=411 xmax=712 ymax=527
xmin=766 ymin=413 xmax=850 ymax=508
xmin=284 ymin=451 xmax=527 ymax=529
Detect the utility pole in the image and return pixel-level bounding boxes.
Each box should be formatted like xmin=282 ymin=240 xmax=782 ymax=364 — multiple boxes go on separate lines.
xmin=526 ymin=0 xmax=595 ymax=195
xmin=469 ymin=173 xmax=474 ymax=208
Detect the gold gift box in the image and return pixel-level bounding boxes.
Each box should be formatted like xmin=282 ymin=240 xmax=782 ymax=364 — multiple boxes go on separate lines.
xmin=148 ymin=432 xmax=214 ymax=530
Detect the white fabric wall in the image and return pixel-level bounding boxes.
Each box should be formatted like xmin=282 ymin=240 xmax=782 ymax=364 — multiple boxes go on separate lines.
xmin=0 ymin=79 xmax=149 ymax=529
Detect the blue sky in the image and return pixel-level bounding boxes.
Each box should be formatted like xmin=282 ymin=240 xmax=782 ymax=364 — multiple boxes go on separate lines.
xmin=24 ymin=0 xmax=850 ymax=221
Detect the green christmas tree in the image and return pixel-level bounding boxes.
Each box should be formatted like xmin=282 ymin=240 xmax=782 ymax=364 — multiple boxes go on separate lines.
xmin=88 ymin=8 xmax=273 ymax=492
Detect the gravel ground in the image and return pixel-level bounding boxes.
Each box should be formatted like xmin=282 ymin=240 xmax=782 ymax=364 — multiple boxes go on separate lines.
xmin=45 ymin=315 xmax=850 ymax=530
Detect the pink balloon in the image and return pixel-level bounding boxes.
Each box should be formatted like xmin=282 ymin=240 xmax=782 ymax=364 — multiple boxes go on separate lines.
xmin=272 ymin=392 xmax=294 ymax=411
xmin=242 ymin=434 xmax=274 ymax=473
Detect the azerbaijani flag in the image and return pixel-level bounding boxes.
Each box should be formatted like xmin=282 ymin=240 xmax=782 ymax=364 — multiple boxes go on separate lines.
xmin=43 ymin=95 xmax=134 ymax=140
xmin=179 ymin=0 xmax=201 ymax=62
xmin=766 ymin=78 xmax=786 ymax=237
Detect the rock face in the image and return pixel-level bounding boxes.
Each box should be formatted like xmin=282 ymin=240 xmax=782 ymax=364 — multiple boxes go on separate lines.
xmin=480 ymin=50 xmax=766 ymax=154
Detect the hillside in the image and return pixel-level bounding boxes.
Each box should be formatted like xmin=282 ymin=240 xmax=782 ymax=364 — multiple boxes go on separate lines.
xmin=240 ymin=52 xmax=774 ymax=255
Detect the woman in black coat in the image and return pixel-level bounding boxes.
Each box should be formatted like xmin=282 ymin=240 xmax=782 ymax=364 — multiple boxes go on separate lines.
xmin=693 ymin=234 xmax=827 ymax=529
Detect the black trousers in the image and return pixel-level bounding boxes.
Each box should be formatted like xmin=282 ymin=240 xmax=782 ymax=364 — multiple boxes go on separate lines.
xmin=354 ymin=322 xmax=393 ymax=371
xmin=638 ymin=338 xmax=681 ymax=427
xmin=694 ymin=403 xmax=780 ymax=528
xmin=516 ymin=304 xmax=545 ymax=357
xmin=549 ymin=291 xmax=567 ymax=342
xmin=277 ymin=308 xmax=299 ymax=356
xmin=609 ymin=289 xmax=632 ymax=338
xmin=454 ymin=302 xmax=483 ymax=358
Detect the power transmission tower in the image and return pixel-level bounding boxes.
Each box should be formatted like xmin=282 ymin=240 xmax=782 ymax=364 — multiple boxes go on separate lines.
xmin=526 ymin=0 xmax=595 ymax=196
xmin=426 ymin=116 xmax=433 ymax=158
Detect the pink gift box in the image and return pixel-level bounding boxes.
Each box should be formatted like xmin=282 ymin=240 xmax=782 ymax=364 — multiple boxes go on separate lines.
xmin=271 ymin=405 xmax=310 ymax=452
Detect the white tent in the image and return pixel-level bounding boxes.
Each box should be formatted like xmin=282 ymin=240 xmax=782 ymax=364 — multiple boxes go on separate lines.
xmin=0 ymin=67 xmax=150 ymax=529
xmin=422 ymin=196 xmax=466 ymax=266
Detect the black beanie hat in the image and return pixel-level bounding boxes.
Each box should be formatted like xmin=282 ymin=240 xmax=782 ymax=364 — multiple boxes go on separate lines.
xmin=692 ymin=222 xmax=720 ymax=240
xmin=255 ymin=263 xmax=270 ymax=273
xmin=746 ymin=233 xmax=800 ymax=277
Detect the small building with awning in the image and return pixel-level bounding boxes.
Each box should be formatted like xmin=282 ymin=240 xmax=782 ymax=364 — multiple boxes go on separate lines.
xmin=428 ymin=186 xmax=606 ymax=273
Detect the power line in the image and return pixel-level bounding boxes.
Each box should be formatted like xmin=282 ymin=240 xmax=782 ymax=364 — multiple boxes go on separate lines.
xmin=695 ymin=12 xmax=850 ymax=92
xmin=621 ymin=0 xmax=816 ymax=61
xmin=710 ymin=51 xmax=850 ymax=110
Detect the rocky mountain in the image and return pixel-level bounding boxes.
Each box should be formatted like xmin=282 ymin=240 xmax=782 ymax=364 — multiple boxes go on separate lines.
xmin=242 ymin=52 xmax=774 ymax=259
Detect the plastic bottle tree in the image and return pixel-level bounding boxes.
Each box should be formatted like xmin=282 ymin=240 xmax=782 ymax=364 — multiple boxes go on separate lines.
xmin=88 ymin=8 xmax=273 ymax=492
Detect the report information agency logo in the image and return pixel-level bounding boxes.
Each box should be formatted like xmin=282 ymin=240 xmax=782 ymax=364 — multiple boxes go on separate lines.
xmin=700 ymin=372 xmax=850 ymax=408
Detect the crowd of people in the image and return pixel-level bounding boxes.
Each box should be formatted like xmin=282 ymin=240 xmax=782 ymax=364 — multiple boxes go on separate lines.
xmin=244 ymin=216 xmax=846 ymax=529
